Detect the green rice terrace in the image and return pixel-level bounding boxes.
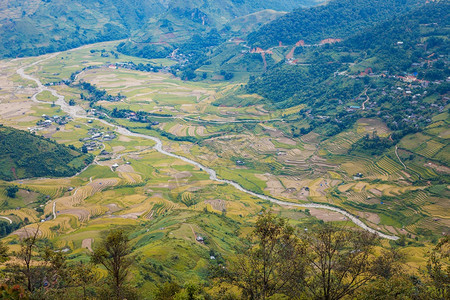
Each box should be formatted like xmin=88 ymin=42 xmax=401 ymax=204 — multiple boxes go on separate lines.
xmin=0 ymin=32 xmax=448 ymax=298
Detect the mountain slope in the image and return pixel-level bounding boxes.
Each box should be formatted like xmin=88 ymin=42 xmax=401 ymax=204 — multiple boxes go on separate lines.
xmin=237 ymin=1 xmax=449 ymax=139
xmin=0 ymin=125 xmax=92 ymax=180
xmin=0 ymin=0 xmax=321 ymax=58
xmin=247 ymin=0 xmax=423 ymax=48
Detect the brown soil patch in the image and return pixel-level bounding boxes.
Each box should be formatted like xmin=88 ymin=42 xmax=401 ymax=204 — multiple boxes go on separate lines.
xmin=369 ymin=189 xmax=383 ymax=197
xmin=308 ymin=208 xmax=348 ymax=222
xmin=426 ymin=162 xmax=450 ymax=174
xmin=16 ymin=190 xmax=40 ymax=204
xmin=13 ymin=226 xmax=42 ymax=239
xmin=59 ymin=209 xmax=90 ymax=222
xmin=205 ymin=199 xmax=226 ymax=211
xmin=356 ymin=211 xmax=380 ymax=224
xmin=106 ymin=203 xmax=121 ymax=213
xmin=112 ymin=146 xmax=126 ymax=152
xmin=174 ymin=171 xmax=192 ymax=179
xmin=116 ymin=211 xmax=145 ymax=219
xmin=116 ymin=165 xmax=135 ymax=173
xmin=118 ymin=136 xmax=132 ymax=142
xmin=0 ymin=102 xmax=32 ymax=119
xmin=81 ymin=238 xmax=93 ymax=252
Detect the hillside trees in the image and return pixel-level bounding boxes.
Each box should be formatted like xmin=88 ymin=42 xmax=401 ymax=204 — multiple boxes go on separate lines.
xmin=17 ymin=226 xmax=41 ymax=292
xmin=0 ymin=240 xmax=8 ymax=263
xmin=6 ymin=185 xmax=19 ymax=198
xmin=0 ymin=125 xmax=92 ymax=181
xmin=215 ymin=212 xmax=410 ymax=299
xmin=218 ymin=212 xmax=306 ymax=299
xmin=92 ymin=229 xmax=136 ymax=300
xmin=425 ymin=237 xmax=450 ymax=299
xmin=301 ymin=224 xmax=379 ymax=300
xmin=71 ymin=262 xmax=98 ymax=300
xmin=247 ymin=0 xmax=421 ymax=48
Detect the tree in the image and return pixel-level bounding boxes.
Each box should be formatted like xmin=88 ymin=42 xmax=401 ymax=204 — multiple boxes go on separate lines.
xmin=301 ymin=224 xmax=379 ymax=300
xmin=17 ymin=225 xmax=40 ymax=292
xmin=6 ymin=185 xmax=19 ymax=198
xmin=425 ymin=236 xmax=449 ymax=299
xmin=71 ymin=261 xmax=97 ymax=300
xmin=218 ymin=211 xmax=306 ymax=299
xmin=39 ymin=246 xmax=70 ymax=299
xmin=173 ymin=282 xmax=207 ymax=300
xmin=91 ymin=229 xmax=135 ymax=300
xmin=355 ymin=250 xmax=415 ymax=299
xmin=154 ymin=282 xmax=181 ymax=300
xmin=0 ymin=240 xmax=9 ymax=263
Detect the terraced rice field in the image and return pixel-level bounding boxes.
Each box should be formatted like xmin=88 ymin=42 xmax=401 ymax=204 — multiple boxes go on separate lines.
xmin=376 ymin=156 xmax=403 ymax=177
xmin=147 ymin=199 xmax=179 ymax=217
xmin=322 ymin=130 xmax=365 ymax=155
xmin=24 ymin=184 xmax=65 ymax=199
xmin=0 ymin=208 xmax=39 ymax=222
xmin=415 ymin=140 xmax=445 ymax=158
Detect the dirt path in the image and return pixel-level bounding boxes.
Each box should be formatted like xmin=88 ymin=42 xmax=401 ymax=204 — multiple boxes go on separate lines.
xmin=362 ymin=89 xmax=369 ymax=110
xmin=0 ymin=216 xmax=12 ymax=224
xmin=395 ymin=146 xmax=407 ymax=170
xmin=52 ymin=201 xmax=57 ymax=219
xmin=261 ymin=53 xmax=267 ymax=72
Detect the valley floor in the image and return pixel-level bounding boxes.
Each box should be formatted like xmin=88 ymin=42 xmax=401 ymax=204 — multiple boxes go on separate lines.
xmin=0 ymin=41 xmax=447 ymax=288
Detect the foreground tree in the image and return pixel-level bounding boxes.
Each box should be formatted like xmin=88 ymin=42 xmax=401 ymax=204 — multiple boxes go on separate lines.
xmin=0 ymin=240 xmax=8 ymax=263
xmin=426 ymin=236 xmax=449 ymax=299
xmin=91 ymin=229 xmax=135 ymax=300
xmin=355 ymin=250 xmax=416 ymax=299
xmin=301 ymin=224 xmax=379 ymax=300
xmin=218 ymin=211 xmax=306 ymax=299
xmin=71 ymin=261 xmax=98 ymax=300
xmin=17 ymin=226 xmax=40 ymax=292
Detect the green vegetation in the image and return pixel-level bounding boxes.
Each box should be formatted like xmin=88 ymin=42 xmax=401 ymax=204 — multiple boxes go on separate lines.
xmin=0 ymin=0 xmax=317 ymax=59
xmin=1 ymin=212 xmax=448 ymax=299
xmin=0 ymin=1 xmax=448 ymax=297
xmin=242 ymin=1 xmax=449 ymax=140
xmin=248 ymin=0 xmax=421 ymax=48
xmin=0 ymin=125 xmax=92 ymax=181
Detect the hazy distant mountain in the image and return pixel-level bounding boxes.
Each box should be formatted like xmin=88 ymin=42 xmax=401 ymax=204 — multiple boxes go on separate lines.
xmin=0 ymin=0 xmax=322 ymax=58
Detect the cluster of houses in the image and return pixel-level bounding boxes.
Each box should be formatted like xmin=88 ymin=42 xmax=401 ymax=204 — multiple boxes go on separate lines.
xmin=107 ymin=62 xmax=168 ymax=73
xmin=32 ymin=114 xmax=71 ymax=131
xmin=80 ymin=128 xmax=117 ymax=152
xmin=168 ymin=49 xmax=189 ymax=67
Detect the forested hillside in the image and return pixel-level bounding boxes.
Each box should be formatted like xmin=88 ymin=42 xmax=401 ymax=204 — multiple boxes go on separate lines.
xmin=0 ymin=125 xmax=92 ymax=180
xmin=0 ymin=0 xmax=165 ymax=58
xmin=247 ymin=0 xmax=422 ymax=48
xmin=0 ymin=0 xmax=320 ymax=58
xmin=244 ymin=1 xmax=449 ymax=139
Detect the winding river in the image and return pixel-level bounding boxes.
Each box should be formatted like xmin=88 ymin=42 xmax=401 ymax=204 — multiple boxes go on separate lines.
xmin=16 ymin=55 xmax=399 ymax=240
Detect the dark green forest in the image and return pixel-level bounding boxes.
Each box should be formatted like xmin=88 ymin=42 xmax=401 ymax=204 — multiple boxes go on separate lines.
xmin=247 ymin=0 xmax=421 ymax=48
xmin=0 ymin=125 xmax=92 ymax=181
